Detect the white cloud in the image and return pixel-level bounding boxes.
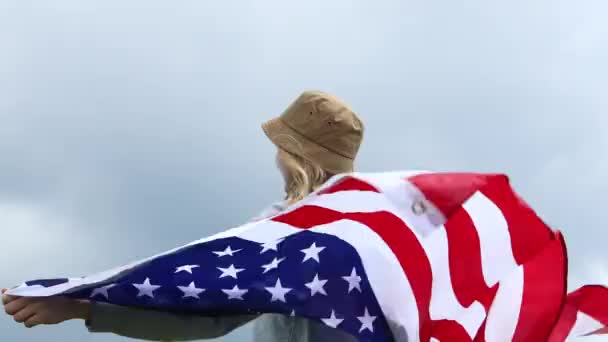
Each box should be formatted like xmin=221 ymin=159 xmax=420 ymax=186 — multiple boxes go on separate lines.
xmin=0 ymin=202 xmax=137 ymax=288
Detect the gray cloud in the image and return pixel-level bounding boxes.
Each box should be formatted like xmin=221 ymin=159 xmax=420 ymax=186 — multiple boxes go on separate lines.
xmin=1 ymin=0 xmax=607 ymax=341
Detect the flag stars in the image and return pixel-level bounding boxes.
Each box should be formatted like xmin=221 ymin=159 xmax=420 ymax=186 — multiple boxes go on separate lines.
xmin=300 ymin=242 xmax=325 ymax=263
xmin=321 ymin=310 xmax=344 ymax=328
xmin=305 ymin=274 xmax=328 ymax=297
xmin=213 ymin=246 xmax=242 ymax=257
xmin=177 ymin=281 xmax=205 ymax=299
xmin=342 ymin=267 xmax=362 ymax=293
xmin=217 ymin=264 xmax=245 ymax=279
xmin=68 ymin=237 xmax=382 ymax=334
xmin=222 ymin=285 xmax=248 ymax=300
xmin=19 ymin=234 xmax=395 ymax=336
xmin=90 ymin=284 xmax=116 ymax=299
xmin=132 ymin=278 xmax=161 ymax=298
xmin=260 ymin=238 xmax=284 ymax=254
xmin=261 ymin=257 xmax=286 ymax=274
xmin=175 ymin=265 xmax=200 ymax=274
xmin=265 ymin=278 xmax=292 ymax=303
xmin=357 ymin=307 xmax=377 ymax=333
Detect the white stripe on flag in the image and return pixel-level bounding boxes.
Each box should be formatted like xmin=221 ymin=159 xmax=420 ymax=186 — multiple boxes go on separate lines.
xmin=463 ymin=192 xmax=518 ymax=287
xmin=424 ymin=227 xmax=486 ymax=338
xmin=484 ymin=266 xmax=524 ymax=342
xmin=568 ymin=311 xmax=604 ymax=339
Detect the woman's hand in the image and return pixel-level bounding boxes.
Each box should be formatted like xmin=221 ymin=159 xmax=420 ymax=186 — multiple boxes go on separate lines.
xmin=2 ymin=288 xmax=91 ymax=328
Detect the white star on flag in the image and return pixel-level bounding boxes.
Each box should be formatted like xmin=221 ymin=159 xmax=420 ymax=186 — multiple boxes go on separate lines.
xmin=261 ymin=257 xmax=286 ymax=274
xmin=217 ymin=264 xmax=245 ymax=279
xmin=90 ymin=284 xmax=116 ymax=299
xmin=132 ymin=278 xmax=161 ymax=298
xmin=357 ymin=307 xmax=377 ymax=332
xmin=175 ymin=265 xmax=200 ymax=274
xmin=300 ymin=242 xmax=325 ymax=263
xmin=259 ymin=238 xmax=284 ymax=254
xmin=265 ymin=278 xmax=292 ymax=303
xmin=321 ymin=310 xmax=344 ymax=328
xmin=305 ymin=274 xmax=328 ymax=296
xmin=177 ymin=281 xmax=205 ymax=299
xmin=342 ymin=267 xmax=362 ymax=293
xmin=222 ymin=285 xmax=248 ymax=300
xmin=213 ymin=246 xmax=242 ymax=257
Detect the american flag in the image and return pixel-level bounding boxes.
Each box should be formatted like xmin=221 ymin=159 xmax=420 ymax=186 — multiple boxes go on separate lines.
xmin=7 ymin=171 xmax=608 ymax=341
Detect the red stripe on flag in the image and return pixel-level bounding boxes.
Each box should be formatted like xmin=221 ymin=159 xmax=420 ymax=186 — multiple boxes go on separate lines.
xmin=318 ymin=176 xmax=380 ymax=195
xmin=409 ymin=173 xmax=554 ymax=267
xmin=408 ymin=173 xmax=503 ymax=218
xmin=479 ymin=177 xmax=554 ymax=266
xmin=429 ymin=319 xmax=473 ymax=342
xmin=571 ymin=285 xmax=608 ymax=327
xmin=549 ymin=285 xmax=608 ymax=340
xmin=272 ymin=205 xmax=434 ymax=341
xmin=547 ymin=299 xmax=579 ymax=342
xmin=512 ymin=232 xmax=567 ymax=342
xmin=473 ymin=321 xmax=487 ymax=342
xmin=444 ymin=208 xmax=499 ymax=311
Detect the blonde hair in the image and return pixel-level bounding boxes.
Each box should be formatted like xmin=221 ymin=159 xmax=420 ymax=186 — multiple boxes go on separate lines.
xmin=278 ymin=149 xmax=332 ymax=204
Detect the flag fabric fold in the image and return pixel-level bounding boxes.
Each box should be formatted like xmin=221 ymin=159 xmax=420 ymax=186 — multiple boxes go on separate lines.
xmin=7 ymin=171 xmax=608 ymax=342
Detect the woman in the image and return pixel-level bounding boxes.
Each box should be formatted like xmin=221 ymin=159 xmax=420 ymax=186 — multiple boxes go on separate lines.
xmin=2 ymin=90 xmax=365 ymax=342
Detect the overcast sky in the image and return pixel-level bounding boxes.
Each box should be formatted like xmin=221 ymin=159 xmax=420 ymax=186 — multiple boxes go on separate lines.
xmin=1 ymin=1 xmax=607 ymax=341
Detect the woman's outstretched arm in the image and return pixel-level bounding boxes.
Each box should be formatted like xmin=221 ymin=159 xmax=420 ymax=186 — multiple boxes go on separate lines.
xmin=86 ymin=301 xmax=256 ymax=341
xmin=3 ymin=288 xmax=257 ymax=341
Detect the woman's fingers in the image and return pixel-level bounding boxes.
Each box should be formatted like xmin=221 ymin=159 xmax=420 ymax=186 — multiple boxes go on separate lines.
xmin=24 ymin=314 xmax=41 ymax=328
xmin=3 ymin=294 xmax=18 ymax=305
xmin=4 ymin=295 xmax=83 ymax=328
xmin=2 ymin=288 xmax=18 ymax=305
xmin=4 ymin=297 xmax=32 ymax=315
xmin=12 ymin=302 xmax=37 ymax=323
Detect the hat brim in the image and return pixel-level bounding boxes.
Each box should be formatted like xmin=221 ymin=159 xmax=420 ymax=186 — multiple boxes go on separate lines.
xmin=262 ymin=117 xmax=354 ymax=175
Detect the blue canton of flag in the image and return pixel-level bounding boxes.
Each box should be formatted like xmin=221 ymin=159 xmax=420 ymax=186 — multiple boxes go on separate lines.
xmin=26 ymin=230 xmax=394 ymax=342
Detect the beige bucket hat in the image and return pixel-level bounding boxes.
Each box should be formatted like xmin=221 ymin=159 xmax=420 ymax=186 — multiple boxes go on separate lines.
xmin=262 ymin=90 xmax=364 ymax=174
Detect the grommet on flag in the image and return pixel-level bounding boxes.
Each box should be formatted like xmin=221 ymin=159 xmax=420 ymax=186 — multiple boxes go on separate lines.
xmin=411 ymin=200 xmax=427 ymax=215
